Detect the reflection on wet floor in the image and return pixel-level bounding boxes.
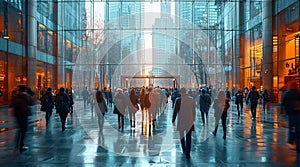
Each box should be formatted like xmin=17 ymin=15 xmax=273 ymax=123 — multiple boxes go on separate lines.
xmin=0 ymin=100 xmax=299 ymax=166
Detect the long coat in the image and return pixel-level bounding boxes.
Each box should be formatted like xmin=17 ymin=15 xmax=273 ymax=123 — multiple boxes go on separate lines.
xmin=114 ymin=92 xmax=127 ymax=116
xmin=172 ymin=94 xmax=196 ymax=131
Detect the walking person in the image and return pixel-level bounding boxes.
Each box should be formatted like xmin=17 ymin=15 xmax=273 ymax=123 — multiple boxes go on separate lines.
xmin=10 ymin=85 xmax=34 ymax=153
xmin=148 ymin=87 xmax=158 ymax=129
xmin=246 ymin=86 xmax=260 ymax=121
xmin=171 ymin=88 xmax=180 ymax=108
xmin=235 ymin=89 xmax=244 ymax=118
xmin=139 ymin=88 xmax=147 ymax=121
xmin=172 ymin=88 xmax=196 ymax=159
xmin=108 ymin=89 xmax=113 ymax=108
xmin=261 ymin=89 xmax=270 ymax=119
xmin=95 ymin=91 xmax=107 ymax=132
xmin=82 ymin=87 xmax=89 ymax=109
xmin=40 ymin=87 xmax=55 ymax=126
xmin=114 ymin=88 xmax=127 ymax=130
xmin=68 ymin=87 xmax=74 ymax=114
xmin=199 ymin=89 xmax=212 ymax=126
xmin=104 ymin=87 xmax=109 ymax=105
xmin=129 ymin=88 xmax=139 ymax=128
xmin=212 ymin=90 xmax=230 ymax=140
xmin=55 ymin=87 xmax=70 ymax=132
xmin=281 ymin=82 xmax=300 ymax=151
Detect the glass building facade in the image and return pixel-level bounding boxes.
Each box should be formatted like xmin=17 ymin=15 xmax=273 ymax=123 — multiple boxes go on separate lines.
xmin=0 ymin=0 xmax=299 ymax=105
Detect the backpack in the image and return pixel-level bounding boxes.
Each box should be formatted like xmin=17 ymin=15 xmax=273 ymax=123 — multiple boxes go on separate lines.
xmin=145 ymin=93 xmax=151 ymax=108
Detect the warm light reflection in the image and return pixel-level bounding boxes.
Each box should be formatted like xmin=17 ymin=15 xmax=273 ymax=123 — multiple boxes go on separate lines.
xmin=39 ymin=23 xmax=46 ymax=29
xmin=257 ymin=143 xmax=264 ymax=147
xmin=47 ymin=30 xmax=53 ymax=35
xmin=67 ymin=40 xmax=71 ymax=49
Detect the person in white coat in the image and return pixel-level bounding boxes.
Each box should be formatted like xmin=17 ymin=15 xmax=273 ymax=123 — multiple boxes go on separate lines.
xmin=172 ymin=88 xmax=196 ymax=159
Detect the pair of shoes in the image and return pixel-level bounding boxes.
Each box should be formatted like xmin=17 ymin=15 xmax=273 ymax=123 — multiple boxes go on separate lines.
xmin=62 ymin=126 xmax=66 ymax=132
xmin=20 ymin=146 xmax=29 ymax=152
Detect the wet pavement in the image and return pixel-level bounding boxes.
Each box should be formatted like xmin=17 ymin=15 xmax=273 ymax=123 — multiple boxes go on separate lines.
xmin=0 ymin=100 xmax=298 ymax=167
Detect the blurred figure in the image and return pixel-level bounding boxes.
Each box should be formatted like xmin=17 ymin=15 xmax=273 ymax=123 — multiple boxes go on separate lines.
xmin=10 ymin=85 xmax=34 ymax=153
xmin=172 ymin=88 xmax=196 ymax=159
xmin=114 ymin=88 xmax=127 ymax=130
xmin=281 ymin=82 xmax=300 ymax=152
xmin=148 ymin=87 xmax=159 ymax=129
xmin=260 ymin=89 xmax=270 ymax=119
xmin=82 ymin=87 xmax=89 ymax=109
xmin=129 ymin=88 xmax=139 ymax=128
xmin=104 ymin=87 xmax=109 ymax=105
xmin=27 ymin=87 xmax=35 ymax=97
xmin=68 ymin=87 xmax=74 ymax=114
xmin=40 ymin=87 xmax=55 ymax=126
xmin=199 ymin=89 xmax=212 ymax=126
xmin=139 ymin=88 xmax=147 ymax=121
xmin=171 ymin=88 xmax=180 ymax=108
xmin=246 ymin=86 xmax=260 ymax=121
xmin=225 ymin=88 xmax=231 ymax=101
xmin=108 ymin=89 xmax=113 ymax=108
xmin=95 ymin=91 xmax=107 ymax=132
xmin=212 ymin=90 xmax=230 ymax=140
xmin=55 ymin=88 xmax=70 ymax=132
xmin=11 ymin=87 xmax=18 ymax=97
xmin=235 ymin=89 xmax=244 ymax=118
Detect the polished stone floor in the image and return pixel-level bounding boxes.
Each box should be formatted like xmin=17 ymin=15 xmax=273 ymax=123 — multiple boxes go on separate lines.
xmin=0 ymin=99 xmax=298 ymax=167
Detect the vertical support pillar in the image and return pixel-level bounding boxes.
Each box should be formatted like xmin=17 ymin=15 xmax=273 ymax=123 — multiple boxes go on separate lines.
xmin=26 ymin=0 xmax=37 ymax=90
xmin=57 ymin=2 xmax=65 ymax=88
xmin=262 ymin=1 xmax=273 ymax=97
xmin=233 ymin=2 xmax=241 ymax=92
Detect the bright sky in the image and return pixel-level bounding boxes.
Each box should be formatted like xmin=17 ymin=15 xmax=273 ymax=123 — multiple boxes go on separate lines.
xmin=87 ymin=2 xmax=175 ymax=71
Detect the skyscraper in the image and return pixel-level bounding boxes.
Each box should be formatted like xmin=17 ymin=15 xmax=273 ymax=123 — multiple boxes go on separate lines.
xmin=152 ymin=2 xmax=176 ymax=78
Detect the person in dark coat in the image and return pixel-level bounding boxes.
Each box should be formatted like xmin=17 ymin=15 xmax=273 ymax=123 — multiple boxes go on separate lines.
xmin=212 ymin=90 xmax=230 ymax=140
xmin=104 ymin=87 xmax=109 ymax=105
xmin=171 ymin=88 xmax=180 ymax=108
xmin=172 ymin=88 xmax=196 ymax=159
xmin=40 ymin=87 xmax=55 ymax=126
xmin=281 ymin=82 xmax=300 ymax=152
xmin=199 ymin=89 xmax=212 ymax=126
xmin=55 ymin=87 xmax=70 ymax=132
xmin=246 ymin=86 xmax=260 ymax=121
xmin=114 ymin=88 xmax=127 ymax=130
xmin=260 ymin=89 xmax=270 ymax=119
xmin=235 ymin=89 xmax=244 ymax=118
xmin=68 ymin=87 xmax=74 ymax=114
xmin=10 ymin=85 xmax=34 ymax=153
xmin=129 ymin=88 xmax=139 ymax=128
xmin=108 ymin=89 xmax=113 ymax=108
xmin=95 ymin=91 xmax=107 ymax=132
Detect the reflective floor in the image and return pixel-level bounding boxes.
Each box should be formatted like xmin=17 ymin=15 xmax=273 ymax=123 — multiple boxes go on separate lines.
xmin=0 ymin=100 xmax=298 ymax=167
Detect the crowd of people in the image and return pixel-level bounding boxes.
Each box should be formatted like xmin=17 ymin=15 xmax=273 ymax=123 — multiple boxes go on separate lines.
xmin=9 ymin=82 xmax=300 ymax=157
